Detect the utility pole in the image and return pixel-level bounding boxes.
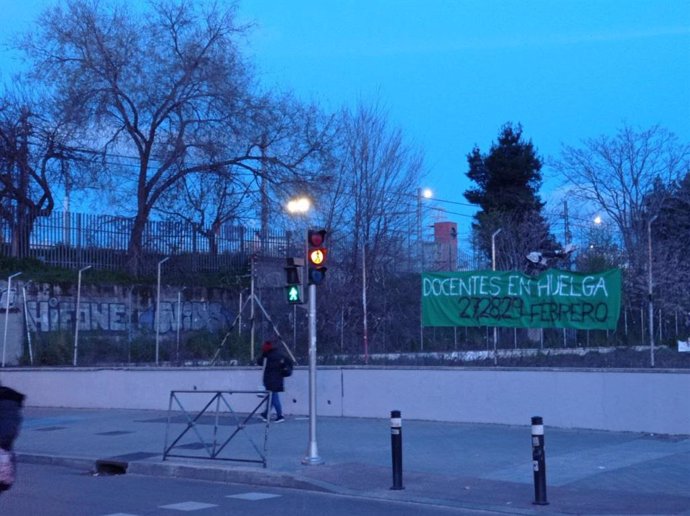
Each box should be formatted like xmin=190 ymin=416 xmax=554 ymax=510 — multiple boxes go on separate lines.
xmin=563 ymin=200 xmax=571 ymax=347
xmin=362 ymin=243 xmax=368 ymax=364
xmin=648 ymin=215 xmax=658 ymax=367
xmin=491 ymin=229 xmax=502 ymax=366
xmin=563 ymin=200 xmax=572 ymax=246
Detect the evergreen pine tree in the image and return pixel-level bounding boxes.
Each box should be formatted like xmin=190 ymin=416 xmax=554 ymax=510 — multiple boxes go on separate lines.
xmin=464 ymin=123 xmax=556 ymax=270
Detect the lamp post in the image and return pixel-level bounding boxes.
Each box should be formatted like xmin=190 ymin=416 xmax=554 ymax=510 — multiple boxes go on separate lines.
xmin=362 ymin=242 xmax=369 ymax=364
xmin=2 ymin=272 xmax=22 ymax=367
xmin=303 ymin=273 xmax=323 ymax=465
xmin=73 ymin=266 xmax=91 ymax=366
xmin=491 ymin=229 xmax=502 ymax=365
xmin=286 ymin=196 xmax=323 ymax=465
xmin=647 ymin=215 xmax=658 ymax=367
xmin=491 ymin=229 xmax=502 ymax=270
xmin=176 ymin=287 xmax=187 ymax=365
xmin=156 ymin=256 xmax=170 ymax=366
xmin=286 ymin=198 xmax=311 ymax=347
xmin=417 ymin=188 xmax=432 ymax=351
xmin=417 ymin=188 xmax=433 ymax=271
xmin=287 ymin=197 xmax=312 ymax=352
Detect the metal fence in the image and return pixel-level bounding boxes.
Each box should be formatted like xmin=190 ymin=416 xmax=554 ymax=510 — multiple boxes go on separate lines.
xmin=1 ymin=210 xmax=297 ymax=274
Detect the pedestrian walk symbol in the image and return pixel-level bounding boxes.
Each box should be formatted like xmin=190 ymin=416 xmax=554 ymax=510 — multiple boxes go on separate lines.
xmin=286 ymin=285 xmax=302 ymax=304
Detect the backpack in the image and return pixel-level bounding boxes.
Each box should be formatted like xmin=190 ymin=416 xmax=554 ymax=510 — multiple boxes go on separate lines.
xmin=280 ymin=358 xmax=293 ymax=377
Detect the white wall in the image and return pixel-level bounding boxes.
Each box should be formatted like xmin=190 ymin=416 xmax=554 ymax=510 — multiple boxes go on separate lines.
xmin=1 ymin=367 xmax=688 ymax=435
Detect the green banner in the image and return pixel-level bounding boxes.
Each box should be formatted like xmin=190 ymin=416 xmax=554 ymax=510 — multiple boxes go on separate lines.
xmin=422 ymin=269 xmax=621 ymax=329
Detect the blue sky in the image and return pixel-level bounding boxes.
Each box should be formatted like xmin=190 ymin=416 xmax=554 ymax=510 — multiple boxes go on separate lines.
xmin=235 ymin=1 xmax=690 ymax=238
xmin=2 ymin=0 xmax=689 ymax=241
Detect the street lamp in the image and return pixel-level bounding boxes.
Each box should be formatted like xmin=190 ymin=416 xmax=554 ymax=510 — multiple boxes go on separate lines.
xmin=491 ymin=229 xmax=502 ymax=365
xmin=2 ymin=272 xmax=22 ymax=367
xmin=73 ymin=266 xmax=91 ymax=366
xmin=156 ymin=256 xmax=170 ymax=366
xmin=648 ymin=215 xmax=658 ymax=367
xmin=287 ymin=197 xmax=311 ymax=215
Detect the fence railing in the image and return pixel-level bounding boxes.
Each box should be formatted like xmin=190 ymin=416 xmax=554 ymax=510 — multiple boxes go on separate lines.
xmin=1 ymin=210 xmax=296 ymax=273
xmin=1 ymin=208 xmax=482 ymax=275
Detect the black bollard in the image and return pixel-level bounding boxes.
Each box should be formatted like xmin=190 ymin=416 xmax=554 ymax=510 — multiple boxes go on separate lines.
xmin=390 ymin=410 xmax=404 ymax=490
xmin=531 ymin=416 xmax=548 ymax=505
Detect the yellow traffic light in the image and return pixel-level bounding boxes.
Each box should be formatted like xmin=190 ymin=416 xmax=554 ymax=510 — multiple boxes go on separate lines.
xmin=307 ymin=229 xmax=328 ymax=285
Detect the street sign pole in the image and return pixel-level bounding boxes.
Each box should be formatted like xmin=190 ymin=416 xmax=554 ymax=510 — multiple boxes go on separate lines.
xmin=302 ymin=281 xmax=323 ymax=465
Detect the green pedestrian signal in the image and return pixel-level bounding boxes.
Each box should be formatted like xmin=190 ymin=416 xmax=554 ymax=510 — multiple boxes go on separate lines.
xmin=285 ymin=257 xmax=304 ymax=304
xmin=286 ymin=285 xmax=302 ymax=304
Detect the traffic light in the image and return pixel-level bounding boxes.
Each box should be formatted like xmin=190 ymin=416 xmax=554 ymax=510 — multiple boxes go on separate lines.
xmin=307 ymin=229 xmax=328 ymax=285
xmin=285 ymin=257 xmax=304 ymax=304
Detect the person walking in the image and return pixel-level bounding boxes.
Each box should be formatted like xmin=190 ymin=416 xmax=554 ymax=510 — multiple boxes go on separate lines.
xmin=257 ymin=340 xmax=292 ymax=423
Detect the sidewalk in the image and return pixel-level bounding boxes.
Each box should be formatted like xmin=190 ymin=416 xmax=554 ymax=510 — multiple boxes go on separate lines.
xmin=14 ymin=406 xmax=690 ymax=515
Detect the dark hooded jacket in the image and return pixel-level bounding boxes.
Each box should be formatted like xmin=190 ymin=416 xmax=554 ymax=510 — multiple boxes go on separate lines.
xmin=0 ymin=386 xmax=24 ymax=450
xmin=257 ymin=343 xmax=291 ymax=392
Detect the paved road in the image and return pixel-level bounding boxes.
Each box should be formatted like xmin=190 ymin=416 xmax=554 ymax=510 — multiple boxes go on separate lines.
xmin=1 ymin=462 xmax=487 ymax=515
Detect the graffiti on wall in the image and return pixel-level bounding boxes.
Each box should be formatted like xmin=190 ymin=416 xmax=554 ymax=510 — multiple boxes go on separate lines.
xmin=25 ymin=299 xmax=232 ymax=333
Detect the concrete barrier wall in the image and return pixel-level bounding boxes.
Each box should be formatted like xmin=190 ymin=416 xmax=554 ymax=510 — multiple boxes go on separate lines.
xmin=1 ymin=367 xmax=688 ymax=435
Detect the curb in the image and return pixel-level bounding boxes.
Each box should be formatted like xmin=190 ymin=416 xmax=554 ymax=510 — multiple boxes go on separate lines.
xmin=16 ymin=453 xmax=545 ymax=515
xmin=17 ymin=452 xmax=334 ymax=492
xmin=16 ymin=453 xmax=96 ymax=472
xmin=127 ymin=461 xmax=334 ymax=493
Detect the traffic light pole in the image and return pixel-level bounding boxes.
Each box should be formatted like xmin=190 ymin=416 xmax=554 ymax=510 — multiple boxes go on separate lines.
xmin=302 ymin=282 xmax=323 ymax=465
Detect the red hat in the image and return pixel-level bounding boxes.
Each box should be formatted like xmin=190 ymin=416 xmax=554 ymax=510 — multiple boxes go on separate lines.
xmin=262 ymin=341 xmax=273 ymax=353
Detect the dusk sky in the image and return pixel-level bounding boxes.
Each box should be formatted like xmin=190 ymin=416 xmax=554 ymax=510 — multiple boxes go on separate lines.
xmin=1 ymin=0 xmax=689 ymax=242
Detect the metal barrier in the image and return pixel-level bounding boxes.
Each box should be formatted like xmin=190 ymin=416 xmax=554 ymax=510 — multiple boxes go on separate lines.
xmin=163 ymin=390 xmax=272 ymax=468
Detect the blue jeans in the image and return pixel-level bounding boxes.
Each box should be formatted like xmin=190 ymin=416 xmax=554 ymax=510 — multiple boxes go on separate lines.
xmin=267 ymin=392 xmax=282 ymax=418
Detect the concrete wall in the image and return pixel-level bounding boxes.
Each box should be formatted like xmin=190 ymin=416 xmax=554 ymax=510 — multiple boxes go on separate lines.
xmin=1 ymin=367 xmax=688 ymax=435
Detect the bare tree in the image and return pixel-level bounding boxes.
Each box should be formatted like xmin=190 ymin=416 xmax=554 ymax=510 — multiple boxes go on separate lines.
xmin=334 ymin=101 xmax=425 ymax=271
xmin=643 ymin=176 xmax=690 ymax=313
xmin=155 ymin=92 xmax=337 ymax=254
xmin=20 ymin=0 xmax=291 ymax=274
xmin=573 ymin=217 xmax=624 ymax=274
xmin=554 ymin=124 xmax=690 ymax=283
xmin=234 ymin=92 xmax=338 ymax=239
xmin=0 ymin=90 xmax=79 ymax=257
xmin=481 ymin=210 xmax=561 ymax=272
xmin=318 ymin=100 xmax=425 ymax=355
xmin=157 ymin=166 xmax=250 ymax=255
